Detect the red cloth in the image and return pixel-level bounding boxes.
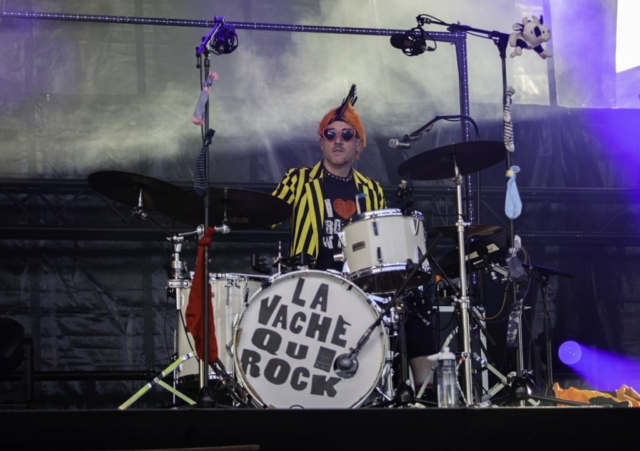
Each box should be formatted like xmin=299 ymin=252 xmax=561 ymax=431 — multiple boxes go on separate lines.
xmin=185 ymin=227 xmax=218 ymax=363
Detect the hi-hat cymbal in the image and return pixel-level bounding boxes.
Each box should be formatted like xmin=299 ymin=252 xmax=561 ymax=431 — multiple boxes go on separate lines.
xmin=88 ymin=171 xmax=183 ymax=211
xmin=397 ymin=141 xmax=506 ymax=180
xmin=428 ymin=224 xmax=504 ymax=240
xmin=158 ymin=188 xmax=292 ymax=230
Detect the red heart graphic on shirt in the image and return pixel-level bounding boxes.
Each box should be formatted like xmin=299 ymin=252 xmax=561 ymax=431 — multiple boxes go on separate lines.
xmin=333 ymin=199 xmax=357 ymax=219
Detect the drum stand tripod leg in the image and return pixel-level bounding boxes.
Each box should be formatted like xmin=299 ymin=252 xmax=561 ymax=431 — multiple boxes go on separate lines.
xmin=118 ymin=352 xmax=197 ymax=410
xmin=392 ymin=299 xmax=415 ymax=405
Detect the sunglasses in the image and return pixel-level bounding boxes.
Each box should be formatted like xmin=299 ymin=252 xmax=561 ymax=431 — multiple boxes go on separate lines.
xmin=323 ymin=127 xmax=357 ymax=142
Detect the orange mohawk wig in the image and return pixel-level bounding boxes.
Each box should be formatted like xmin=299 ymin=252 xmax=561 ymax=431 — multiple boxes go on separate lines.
xmin=317 ymin=84 xmax=366 ymax=149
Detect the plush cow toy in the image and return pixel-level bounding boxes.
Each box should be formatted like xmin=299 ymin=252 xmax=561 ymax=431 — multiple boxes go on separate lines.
xmin=509 ymin=15 xmax=552 ymax=59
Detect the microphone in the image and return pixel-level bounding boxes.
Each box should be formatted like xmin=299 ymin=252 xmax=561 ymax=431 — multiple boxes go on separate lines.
xmin=333 ymin=352 xmax=359 ymax=379
xmin=209 ymin=24 xmax=238 ymax=55
xmin=388 ymin=138 xmax=411 ymax=149
xmin=390 ymin=32 xmax=429 ymax=57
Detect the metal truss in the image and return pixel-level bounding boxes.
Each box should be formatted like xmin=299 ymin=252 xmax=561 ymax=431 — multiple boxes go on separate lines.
xmin=1 ymin=179 xmax=638 ymax=246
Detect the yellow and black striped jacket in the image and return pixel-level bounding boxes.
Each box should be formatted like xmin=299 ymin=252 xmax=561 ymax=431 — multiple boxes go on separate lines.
xmin=272 ymin=161 xmax=387 ymax=260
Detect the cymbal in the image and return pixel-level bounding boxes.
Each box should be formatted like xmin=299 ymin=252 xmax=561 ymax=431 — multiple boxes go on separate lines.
xmin=158 ymin=188 xmax=292 ymax=230
xmin=88 ymin=171 xmax=183 ymax=211
xmin=397 ymin=141 xmax=506 ymax=180
xmin=428 ymin=224 xmax=504 ymax=240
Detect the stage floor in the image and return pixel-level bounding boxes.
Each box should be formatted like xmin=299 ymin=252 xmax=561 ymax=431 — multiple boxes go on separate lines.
xmin=2 ymin=405 xmax=638 ymax=451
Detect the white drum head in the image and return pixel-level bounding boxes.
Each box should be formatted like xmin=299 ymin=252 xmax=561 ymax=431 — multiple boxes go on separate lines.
xmin=234 ymin=270 xmax=387 ymax=409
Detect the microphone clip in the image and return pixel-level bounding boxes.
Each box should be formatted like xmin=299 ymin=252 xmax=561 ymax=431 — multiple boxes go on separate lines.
xmin=395 ymin=180 xmax=414 ymax=214
xmin=333 ymin=350 xmax=359 ymax=379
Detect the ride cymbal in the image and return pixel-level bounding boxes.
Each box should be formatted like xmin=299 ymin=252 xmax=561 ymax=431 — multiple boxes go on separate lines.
xmin=397 ymin=141 xmax=506 ymax=180
xmin=158 ymin=187 xmax=292 ymax=230
xmin=88 ymin=171 xmax=183 ymax=211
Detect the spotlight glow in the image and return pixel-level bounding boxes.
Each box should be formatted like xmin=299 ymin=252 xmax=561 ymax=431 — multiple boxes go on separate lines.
xmin=558 ymin=340 xmax=640 ymax=391
xmin=558 ymin=340 xmax=582 ymax=365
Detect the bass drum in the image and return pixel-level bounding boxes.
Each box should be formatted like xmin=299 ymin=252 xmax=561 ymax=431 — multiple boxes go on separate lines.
xmin=233 ymin=270 xmax=388 ymax=409
xmin=176 ymin=273 xmax=268 ymax=383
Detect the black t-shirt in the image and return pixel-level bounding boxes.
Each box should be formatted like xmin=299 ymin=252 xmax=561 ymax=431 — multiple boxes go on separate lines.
xmin=314 ymin=171 xmax=359 ymax=271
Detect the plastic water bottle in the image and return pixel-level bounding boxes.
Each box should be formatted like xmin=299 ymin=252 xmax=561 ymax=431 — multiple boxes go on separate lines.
xmin=437 ymin=347 xmax=458 ymax=407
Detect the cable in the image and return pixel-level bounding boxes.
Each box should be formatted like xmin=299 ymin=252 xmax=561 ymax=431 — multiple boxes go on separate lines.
xmin=477 ymin=282 xmax=509 ymax=321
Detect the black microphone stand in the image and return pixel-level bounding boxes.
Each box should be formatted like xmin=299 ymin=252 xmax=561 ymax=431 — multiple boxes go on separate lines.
xmin=194 ymin=17 xmax=224 ymax=408
xmin=416 ymin=15 xmax=531 ymax=403
xmin=526 ymin=263 xmax=575 ymax=394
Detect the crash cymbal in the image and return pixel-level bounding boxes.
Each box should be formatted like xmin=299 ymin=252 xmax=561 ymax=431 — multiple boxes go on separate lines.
xmin=397 ymin=141 xmax=506 ymax=180
xmin=158 ymin=187 xmax=292 ymax=230
xmin=88 ymin=171 xmax=183 ymax=211
xmin=428 ymin=224 xmax=504 ymax=240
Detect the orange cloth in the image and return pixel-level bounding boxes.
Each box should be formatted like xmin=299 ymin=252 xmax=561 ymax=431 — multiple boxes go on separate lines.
xmin=553 ymin=382 xmax=640 ymax=407
xmin=185 ymin=227 xmax=218 ymax=363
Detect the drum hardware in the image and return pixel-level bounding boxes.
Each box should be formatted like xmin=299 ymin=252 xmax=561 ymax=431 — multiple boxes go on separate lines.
xmin=335 ymin=247 xmax=435 ymax=407
xmin=88 ymin=170 xmax=185 ymax=237
xmin=160 ymin=188 xmax=287 ymax=404
xmin=176 ymin=273 xmax=268 ymax=383
xmin=88 ymin=170 xmax=184 ymax=212
xmin=338 ymin=208 xmax=430 ymax=294
xmin=170 ymin=272 xmax=270 ymax=409
xmin=395 ymin=179 xmax=415 ymax=216
xmin=251 ymin=254 xmax=275 ymax=275
xmin=435 ymin=227 xmax=508 ymax=279
xmin=398 ymin=139 xmax=506 ymax=406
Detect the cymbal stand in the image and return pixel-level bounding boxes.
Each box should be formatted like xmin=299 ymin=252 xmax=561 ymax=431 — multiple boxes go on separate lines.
xmin=131 ymin=189 xmax=173 ymax=236
xmin=166 ymin=227 xmax=203 ymax=309
xmin=451 ymin=155 xmax=475 ymax=406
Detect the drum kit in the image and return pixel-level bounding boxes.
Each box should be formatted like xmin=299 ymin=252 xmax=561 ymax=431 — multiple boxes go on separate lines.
xmin=92 ymin=139 xmax=512 ymax=410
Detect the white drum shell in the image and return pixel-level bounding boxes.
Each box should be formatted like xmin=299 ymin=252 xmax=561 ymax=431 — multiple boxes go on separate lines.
xmin=176 ymin=273 xmax=267 ymax=382
xmin=341 ymin=209 xmax=429 ymax=294
xmin=233 ymin=270 xmax=388 ymax=409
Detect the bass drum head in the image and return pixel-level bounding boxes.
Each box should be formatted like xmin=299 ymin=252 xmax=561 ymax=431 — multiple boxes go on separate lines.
xmin=234 ymin=270 xmax=387 ymax=409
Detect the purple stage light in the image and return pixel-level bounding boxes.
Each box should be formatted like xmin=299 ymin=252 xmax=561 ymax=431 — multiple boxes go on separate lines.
xmin=558 ymin=340 xmax=582 ymax=365
xmin=559 ymin=340 xmax=640 ymax=391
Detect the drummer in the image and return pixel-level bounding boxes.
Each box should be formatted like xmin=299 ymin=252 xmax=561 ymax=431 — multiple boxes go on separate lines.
xmin=272 ymin=84 xmax=437 ymax=393
xmin=272 ymin=84 xmax=386 ymax=271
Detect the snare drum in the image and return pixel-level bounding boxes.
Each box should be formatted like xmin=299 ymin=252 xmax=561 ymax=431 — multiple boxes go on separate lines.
xmin=176 ymin=273 xmax=267 ymax=383
xmin=233 ymin=270 xmax=388 ymax=409
xmin=340 ymin=208 xmax=430 ymax=294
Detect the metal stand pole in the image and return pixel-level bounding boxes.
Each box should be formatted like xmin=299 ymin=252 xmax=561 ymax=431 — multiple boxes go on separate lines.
xmin=452 ymin=157 xmax=474 ymax=405
xmin=194 ymin=18 xmax=224 ymax=407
